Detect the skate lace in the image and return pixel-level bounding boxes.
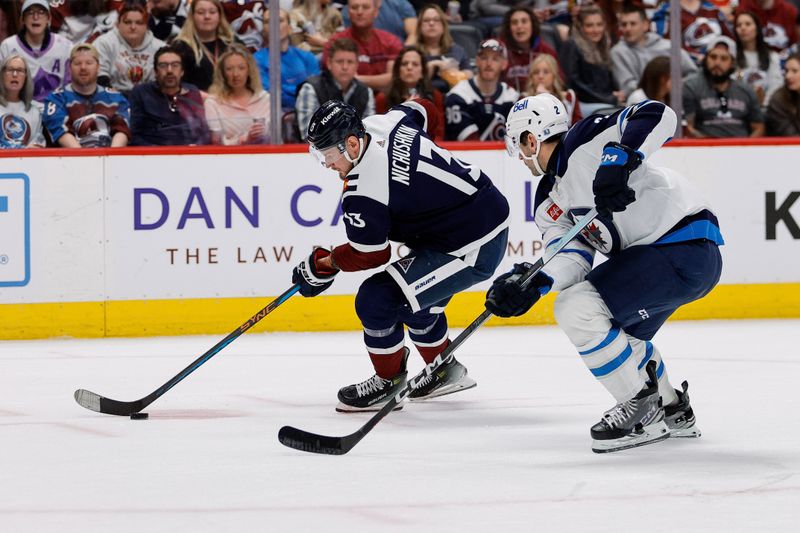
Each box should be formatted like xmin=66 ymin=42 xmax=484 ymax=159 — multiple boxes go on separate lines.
xmin=603 ymin=399 xmax=637 ymax=428
xmin=355 ymin=374 xmax=387 ymax=397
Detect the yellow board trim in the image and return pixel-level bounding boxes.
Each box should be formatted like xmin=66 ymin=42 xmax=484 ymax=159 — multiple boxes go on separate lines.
xmin=1 ymin=283 xmax=799 ymax=340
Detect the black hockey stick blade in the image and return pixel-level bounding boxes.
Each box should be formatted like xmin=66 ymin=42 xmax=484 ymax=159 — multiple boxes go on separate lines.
xmin=74 ymin=285 xmax=301 ymax=416
xmin=278 ymin=209 xmax=599 ymax=455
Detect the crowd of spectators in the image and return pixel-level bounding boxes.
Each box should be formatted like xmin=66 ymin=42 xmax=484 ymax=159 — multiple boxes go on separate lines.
xmin=2 ymin=0 xmax=800 ymax=150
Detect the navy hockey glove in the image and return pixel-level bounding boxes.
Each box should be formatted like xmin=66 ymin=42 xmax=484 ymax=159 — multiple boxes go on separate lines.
xmin=292 ymin=248 xmax=339 ymax=297
xmin=593 ymin=142 xmax=642 ymax=215
xmin=485 ymin=263 xmax=554 ymax=318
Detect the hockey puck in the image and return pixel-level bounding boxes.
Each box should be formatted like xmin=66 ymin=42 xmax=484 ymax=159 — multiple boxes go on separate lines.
xmin=130 ymin=412 xmax=149 ymax=420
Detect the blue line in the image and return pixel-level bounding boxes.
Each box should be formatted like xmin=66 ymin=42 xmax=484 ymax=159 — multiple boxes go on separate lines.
xmin=579 ymin=328 xmax=620 ymax=356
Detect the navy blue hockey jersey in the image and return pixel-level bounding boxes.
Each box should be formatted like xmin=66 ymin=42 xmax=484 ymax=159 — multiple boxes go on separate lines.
xmin=444 ymin=79 xmax=520 ymax=141
xmin=341 ymin=101 xmax=510 ymax=256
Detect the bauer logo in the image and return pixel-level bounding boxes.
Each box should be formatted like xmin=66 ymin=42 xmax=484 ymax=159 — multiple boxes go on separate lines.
xmin=0 ymin=173 xmax=31 ymax=287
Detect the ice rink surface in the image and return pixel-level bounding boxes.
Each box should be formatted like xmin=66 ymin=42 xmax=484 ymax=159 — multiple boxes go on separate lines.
xmin=1 ymin=319 xmax=798 ymax=532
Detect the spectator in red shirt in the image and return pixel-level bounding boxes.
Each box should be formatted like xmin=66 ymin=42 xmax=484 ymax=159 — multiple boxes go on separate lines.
xmin=375 ymin=45 xmax=445 ymax=139
xmin=499 ymin=6 xmax=559 ymax=94
xmin=737 ymin=0 xmax=798 ymax=51
xmin=323 ymin=0 xmax=403 ymax=91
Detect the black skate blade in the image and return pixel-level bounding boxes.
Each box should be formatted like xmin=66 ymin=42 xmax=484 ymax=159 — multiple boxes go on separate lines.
xmin=409 ymin=378 xmax=477 ymax=401
xmin=278 ymin=426 xmax=357 ymax=455
xmin=592 ymin=421 xmax=670 ymax=453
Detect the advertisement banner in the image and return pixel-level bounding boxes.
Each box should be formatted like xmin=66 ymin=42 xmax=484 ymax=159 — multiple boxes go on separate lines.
xmin=0 ymin=173 xmax=29 ymax=287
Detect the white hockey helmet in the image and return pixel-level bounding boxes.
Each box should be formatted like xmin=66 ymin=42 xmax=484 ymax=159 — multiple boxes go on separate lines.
xmin=504 ymin=93 xmax=570 ymax=174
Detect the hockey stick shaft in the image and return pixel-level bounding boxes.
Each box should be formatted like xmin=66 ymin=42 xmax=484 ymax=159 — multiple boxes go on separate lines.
xmin=75 ymin=284 xmax=301 ymax=416
xmin=279 ymin=208 xmax=599 ymax=454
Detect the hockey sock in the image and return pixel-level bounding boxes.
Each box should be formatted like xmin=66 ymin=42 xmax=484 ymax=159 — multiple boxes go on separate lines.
xmin=414 ymin=338 xmax=450 ymax=364
xmin=368 ymin=346 xmax=407 ymax=379
xmin=627 ymin=337 xmax=679 ymax=406
xmin=555 ymin=281 xmax=643 ymax=402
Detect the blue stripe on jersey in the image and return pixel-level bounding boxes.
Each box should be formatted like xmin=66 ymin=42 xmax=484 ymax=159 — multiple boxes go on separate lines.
xmin=590 ymin=344 xmax=633 ymax=377
xmin=656 ymin=360 xmax=665 ymax=379
xmin=562 ymin=248 xmax=594 ymax=266
xmin=638 ymin=341 xmax=654 ymax=370
xmin=579 ymin=327 xmax=621 ymax=355
xmin=654 ymin=220 xmax=725 ymax=246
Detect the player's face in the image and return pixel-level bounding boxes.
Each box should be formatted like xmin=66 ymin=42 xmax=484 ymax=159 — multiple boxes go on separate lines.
xmin=155 ymin=52 xmax=184 ymax=90
xmin=419 ymin=8 xmax=444 ymax=42
xmin=193 ymin=0 xmax=221 ymax=36
xmin=580 ymin=14 xmax=605 ymax=44
xmin=619 ymin=13 xmax=648 ymax=45
xmin=263 ymin=10 xmax=291 ymax=41
xmin=70 ymin=52 xmax=100 ymax=87
xmin=23 ymin=6 xmax=50 ymax=38
xmin=785 ymin=58 xmax=800 ymax=92
xmin=313 ymin=143 xmax=354 ymax=179
xmin=328 ymin=51 xmax=358 ymax=86
xmin=118 ymin=10 xmax=148 ymax=46
xmin=349 ymin=0 xmax=378 ymax=31
xmin=705 ymin=47 xmax=734 ymax=76
xmin=529 ymin=61 xmax=555 ymax=92
xmin=476 ymin=51 xmax=506 ymax=83
xmin=2 ymin=58 xmax=27 ymax=96
xmin=509 ymin=11 xmax=533 ymax=45
xmin=399 ymin=51 xmax=423 ymax=87
xmin=223 ymin=53 xmax=249 ymax=91
xmin=735 ymin=14 xmax=757 ymax=44
xmin=518 ymin=135 xmax=542 ymax=174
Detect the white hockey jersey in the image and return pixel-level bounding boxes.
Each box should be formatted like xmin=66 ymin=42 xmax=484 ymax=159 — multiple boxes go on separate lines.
xmin=533 ymin=101 xmax=724 ymax=291
xmin=0 ymin=32 xmax=72 ymax=103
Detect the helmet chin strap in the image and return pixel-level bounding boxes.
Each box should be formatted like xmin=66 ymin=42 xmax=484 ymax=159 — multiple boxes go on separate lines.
xmin=522 ymin=138 xmax=546 ymax=176
xmin=344 ymin=137 xmax=365 ymax=165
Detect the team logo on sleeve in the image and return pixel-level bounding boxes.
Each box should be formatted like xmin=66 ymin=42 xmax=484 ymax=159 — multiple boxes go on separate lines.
xmin=569 ymin=209 xmax=620 ymax=255
xmin=546 ymin=202 xmax=563 ymax=221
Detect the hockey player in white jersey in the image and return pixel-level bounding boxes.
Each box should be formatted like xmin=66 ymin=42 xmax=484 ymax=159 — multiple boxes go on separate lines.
xmin=292 ymin=99 xmax=510 ymax=412
xmin=485 ymin=93 xmax=724 ymax=453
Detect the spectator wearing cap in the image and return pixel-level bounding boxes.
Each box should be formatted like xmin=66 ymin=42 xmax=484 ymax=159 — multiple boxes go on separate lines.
xmin=323 ymin=0 xmax=404 ymax=91
xmin=444 ymin=39 xmax=519 ymax=141
xmin=0 ymin=0 xmax=73 ymax=102
xmin=94 ymin=2 xmax=166 ymax=96
xmin=42 ymin=43 xmax=131 ymax=147
xmin=683 ymin=35 xmax=765 ymax=138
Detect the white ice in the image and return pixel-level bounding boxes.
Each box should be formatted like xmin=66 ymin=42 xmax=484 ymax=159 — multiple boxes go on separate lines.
xmin=1 ymin=319 xmax=798 ymax=532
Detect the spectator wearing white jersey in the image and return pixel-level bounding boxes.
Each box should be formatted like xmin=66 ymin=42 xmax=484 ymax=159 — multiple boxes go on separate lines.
xmin=0 ymin=0 xmax=73 ymax=103
xmin=0 ymin=54 xmax=45 ymax=148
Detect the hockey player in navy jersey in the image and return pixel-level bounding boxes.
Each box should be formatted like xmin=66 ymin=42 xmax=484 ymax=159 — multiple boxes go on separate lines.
xmin=293 ymin=99 xmax=510 ymax=412
xmin=486 ymin=94 xmax=724 ymax=453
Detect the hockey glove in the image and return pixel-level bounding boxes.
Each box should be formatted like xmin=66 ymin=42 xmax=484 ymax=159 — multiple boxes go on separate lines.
xmin=593 ymin=142 xmax=642 ymax=215
xmin=292 ymin=248 xmax=339 ymax=297
xmin=485 ymin=263 xmax=554 ymax=318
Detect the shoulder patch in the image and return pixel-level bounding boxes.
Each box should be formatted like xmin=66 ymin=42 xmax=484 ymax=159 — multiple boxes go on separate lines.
xmin=547 ymin=202 xmax=563 ymax=221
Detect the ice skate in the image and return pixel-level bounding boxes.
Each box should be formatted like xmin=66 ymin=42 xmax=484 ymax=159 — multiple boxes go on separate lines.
xmin=408 ymin=357 xmax=476 ymax=401
xmin=590 ymin=361 xmax=670 ymax=453
xmin=664 ymin=381 xmax=701 ymax=438
xmin=336 ymin=349 xmax=409 ymax=412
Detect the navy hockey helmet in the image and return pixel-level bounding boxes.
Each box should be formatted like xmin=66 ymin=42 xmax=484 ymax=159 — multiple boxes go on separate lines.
xmin=306 ymin=100 xmax=366 ymax=164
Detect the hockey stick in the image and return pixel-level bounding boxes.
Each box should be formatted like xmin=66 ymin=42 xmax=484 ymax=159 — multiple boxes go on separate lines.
xmin=74 ymin=284 xmax=301 ymax=416
xmin=278 ymin=208 xmax=599 ymax=455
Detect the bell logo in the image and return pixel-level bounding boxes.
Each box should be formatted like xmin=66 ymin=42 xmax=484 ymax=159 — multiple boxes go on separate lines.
xmin=512 ymin=100 xmax=528 ymax=112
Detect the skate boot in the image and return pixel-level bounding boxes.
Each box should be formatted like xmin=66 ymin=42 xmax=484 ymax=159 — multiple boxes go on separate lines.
xmin=408 ymin=356 xmax=476 ymax=401
xmin=336 ymin=348 xmax=409 ymax=412
xmin=590 ymin=361 xmax=670 ymax=453
xmin=664 ymin=381 xmax=701 ymax=438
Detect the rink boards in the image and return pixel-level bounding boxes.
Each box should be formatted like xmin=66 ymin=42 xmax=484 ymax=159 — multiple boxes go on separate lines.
xmin=0 ymin=140 xmax=798 ymax=339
